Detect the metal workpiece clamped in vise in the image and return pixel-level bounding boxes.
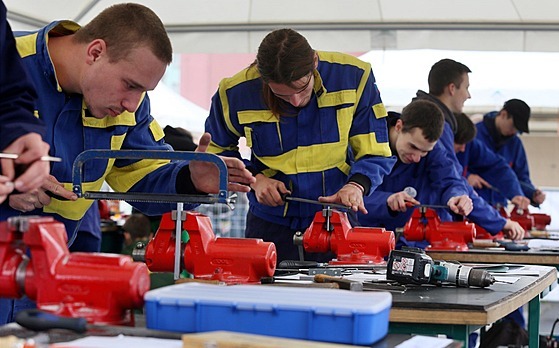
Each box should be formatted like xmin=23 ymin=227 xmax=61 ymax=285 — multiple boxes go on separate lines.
xmin=402 ymin=206 xmax=476 ymax=251
xmin=387 ymin=247 xmax=495 ymax=288
xmin=293 ymin=205 xmax=395 ymax=265
xmin=72 ymin=149 xmax=277 ymax=284
xmin=0 ymin=216 xmax=149 ymax=325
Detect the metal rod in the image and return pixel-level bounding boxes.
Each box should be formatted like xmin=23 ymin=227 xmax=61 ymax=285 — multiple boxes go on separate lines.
xmin=0 ymin=153 xmax=61 ymax=162
xmin=283 ymin=195 xmax=348 ymax=211
xmin=174 ymin=203 xmax=184 ymax=281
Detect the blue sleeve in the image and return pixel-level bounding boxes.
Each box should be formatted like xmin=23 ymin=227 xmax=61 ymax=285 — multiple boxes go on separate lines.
xmin=360 ymin=190 xmax=412 ymax=230
xmin=466 ymin=139 xmax=523 ymax=199
xmin=0 ymin=2 xmax=45 ymax=150
xmin=205 ymin=88 xmax=257 ymax=173
xmin=362 ymin=190 xmax=393 ymax=221
xmin=464 ymin=184 xmax=506 ymax=234
xmin=348 ymin=66 xmax=395 ymax=192
xmin=426 ymin=143 xmax=469 ymax=204
xmin=435 ymin=124 xmax=506 ymax=234
xmin=78 ymin=202 xmax=101 ymax=238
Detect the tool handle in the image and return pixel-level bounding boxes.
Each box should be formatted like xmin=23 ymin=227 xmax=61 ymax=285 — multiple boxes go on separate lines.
xmin=471 ymin=239 xmax=500 ymax=248
xmin=313 ymin=274 xmax=363 ymax=291
xmin=278 ymin=260 xmax=320 ymax=269
xmin=15 ymin=309 xmax=87 ymax=333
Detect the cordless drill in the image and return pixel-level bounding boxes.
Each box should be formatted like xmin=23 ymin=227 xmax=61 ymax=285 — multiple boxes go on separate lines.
xmin=387 ymin=247 xmax=495 ymax=288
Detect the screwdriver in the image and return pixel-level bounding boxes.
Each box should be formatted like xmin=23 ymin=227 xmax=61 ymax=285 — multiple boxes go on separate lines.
xmin=0 ymin=153 xmax=61 ymax=162
xmin=15 ymin=309 xmax=182 ymax=339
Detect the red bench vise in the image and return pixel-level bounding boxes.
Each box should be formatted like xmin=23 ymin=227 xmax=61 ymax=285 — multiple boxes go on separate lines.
xmin=0 ymin=216 xmax=149 ymax=325
xmin=140 ymin=211 xmax=276 ymax=284
xmin=293 ymin=208 xmax=395 ymax=265
xmin=475 ymin=206 xmax=552 ymax=239
xmin=509 ymin=208 xmax=551 ymax=231
xmin=403 ymin=207 xmax=476 ymax=251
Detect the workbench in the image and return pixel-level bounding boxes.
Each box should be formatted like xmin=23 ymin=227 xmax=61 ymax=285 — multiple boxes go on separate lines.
xmin=426 ymin=248 xmax=559 ymax=268
xmin=388 ymin=264 xmax=556 ymax=348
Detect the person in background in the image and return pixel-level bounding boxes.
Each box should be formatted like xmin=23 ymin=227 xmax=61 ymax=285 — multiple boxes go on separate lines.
xmin=455 ymin=111 xmax=530 ymax=210
xmin=205 ymin=28 xmax=396 ymax=262
xmin=0 ymin=0 xmax=50 ymax=203
xmin=121 ymin=213 xmax=152 ymax=255
xmin=469 ymin=99 xmax=545 ymax=207
xmin=453 ymin=111 xmax=527 ymax=345
xmin=452 ymin=112 xmax=525 ymax=239
xmin=359 ymin=100 xmax=472 ymax=249
xmin=413 ymin=59 xmax=524 ymax=241
xmin=163 ymin=125 xmax=197 ymax=152
xmin=0 ymin=3 xmax=254 ymax=325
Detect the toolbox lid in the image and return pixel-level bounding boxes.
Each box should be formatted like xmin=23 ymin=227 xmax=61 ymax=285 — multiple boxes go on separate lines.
xmin=145 ymin=283 xmax=392 ymax=314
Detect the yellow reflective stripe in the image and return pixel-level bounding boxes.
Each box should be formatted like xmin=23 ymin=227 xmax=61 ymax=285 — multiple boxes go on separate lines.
xmin=105 ymin=132 xmax=167 ymax=192
xmin=218 ymin=67 xmax=261 ymax=138
xmin=373 ymin=103 xmax=388 ymax=119
xmin=33 ymin=110 xmax=39 ymax=118
xmin=207 ymin=140 xmax=237 ymax=154
xmin=317 ymin=90 xmax=356 ymax=108
xmin=218 ymin=86 xmax=240 ymax=138
xmin=244 ymin=127 xmax=253 ymax=148
xmin=254 ymin=142 xmax=346 ymax=176
xmin=44 ymin=133 xmax=125 ymax=220
xmin=15 ymin=33 xmax=38 ymax=58
xmin=44 ymin=180 xmax=104 ymax=220
xmin=149 ymin=118 xmax=165 ymax=141
xmin=82 ymin=110 xmax=136 ymax=128
xmin=337 ymin=162 xmax=351 ymax=175
xmin=238 ymin=110 xmax=276 ymax=124
xmin=337 ymin=107 xmax=353 ymax=143
xmin=351 ymin=133 xmax=393 ymax=160
xmin=317 ymin=51 xmax=370 ymax=70
xmin=106 ymin=159 xmax=170 ymax=192
xmin=261 ymin=168 xmax=278 ymax=177
xmin=110 ymin=134 xmax=126 ymax=150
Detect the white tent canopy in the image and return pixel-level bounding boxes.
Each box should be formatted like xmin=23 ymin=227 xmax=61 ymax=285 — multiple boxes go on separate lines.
xmin=6 ymin=0 xmax=559 ymax=53
xmin=148 ymin=82 xmax=208 ymax=135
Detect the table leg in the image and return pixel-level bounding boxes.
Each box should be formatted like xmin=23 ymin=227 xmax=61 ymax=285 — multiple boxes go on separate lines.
xmin=528 ymin=295 xmax=541 ymax=348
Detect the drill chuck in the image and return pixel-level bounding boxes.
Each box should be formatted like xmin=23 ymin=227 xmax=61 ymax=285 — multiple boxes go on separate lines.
xmin=435 ymin=261 xmax=495 ymax=288
xmin=387 ymin=248 xmax=495 ymax=288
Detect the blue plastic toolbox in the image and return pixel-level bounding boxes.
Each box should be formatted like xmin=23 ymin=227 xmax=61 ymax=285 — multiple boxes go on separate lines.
xmin=144 ymin=282 xmax=392 ymax=345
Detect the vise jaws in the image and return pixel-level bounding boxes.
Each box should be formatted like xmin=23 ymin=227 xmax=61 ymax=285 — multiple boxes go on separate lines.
xmin=403 ymin=207 xmax=476 ymax=251
xmin=293 ymin=208 xmax=395 ymax=265
xmin=137 ymin=211 xmax=277 ymax=284
xmin=508 ymin=207 xmax=551 ymax=232
xmin=475 ymin=206 xmax=552 ymax=240
xmin=0 ymin=216 xmax=149 ymax=325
